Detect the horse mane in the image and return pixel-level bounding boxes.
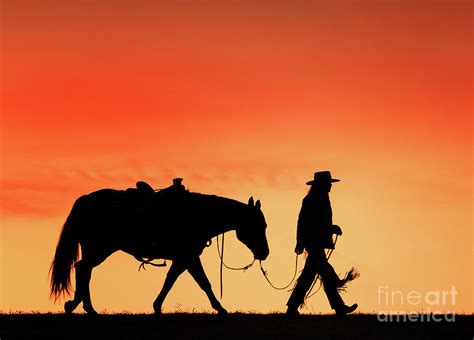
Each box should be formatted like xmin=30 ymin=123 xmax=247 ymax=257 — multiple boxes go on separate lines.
xmin=177 ymin=192 xmax=249 ymax=221
xmin=187 ymin=192 xmax=245 ymax=207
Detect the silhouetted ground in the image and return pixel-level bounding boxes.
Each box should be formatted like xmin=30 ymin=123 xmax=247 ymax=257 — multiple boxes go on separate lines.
xmin=0 ymin=313 xmax=472 ymax=340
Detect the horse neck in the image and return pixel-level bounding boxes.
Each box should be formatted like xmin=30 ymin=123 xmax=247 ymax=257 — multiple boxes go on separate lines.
xmin=210 ymin=223 xmax=236 ymax=238
xmin=201 ymin=195 xmax=247 ymax=238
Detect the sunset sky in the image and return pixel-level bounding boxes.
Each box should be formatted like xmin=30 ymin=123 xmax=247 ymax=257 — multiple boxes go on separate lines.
xmin=1 ymin=1 xmax=472 ymax=314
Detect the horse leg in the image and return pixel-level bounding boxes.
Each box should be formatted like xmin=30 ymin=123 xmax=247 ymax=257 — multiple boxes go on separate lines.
xmin=188 ymin=256 xmax=228 ymax=315
xmin=78 ymin=260 xmax=97 ymax=314
xmin=64 ymin=259 xmax=86 ymax=314
xmin=153 ymin=259 xmax=187 ymax=314
xmin=65 ymin=247 xmax=114 ymax=314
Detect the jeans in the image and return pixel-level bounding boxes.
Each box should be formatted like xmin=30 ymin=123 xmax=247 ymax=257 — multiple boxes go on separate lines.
xmin=287 ymin=248 xmax=345 ymax=309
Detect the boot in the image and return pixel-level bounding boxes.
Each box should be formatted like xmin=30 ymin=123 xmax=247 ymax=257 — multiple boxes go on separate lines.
xmin=335 ymin=303 xmax=358 ymax=315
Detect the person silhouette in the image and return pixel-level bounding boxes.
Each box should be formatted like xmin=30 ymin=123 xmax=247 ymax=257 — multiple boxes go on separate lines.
xmin=286 ymin=171 xmax=358 ymax=316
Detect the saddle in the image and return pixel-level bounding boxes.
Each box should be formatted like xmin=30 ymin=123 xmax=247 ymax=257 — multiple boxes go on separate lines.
xmin=120 ymin=181 xmax=155 ymax=218
xmin=124 ymin=181 xmax=155 ymax=194
xmin=126 ymin=179 xmax=187 ymax=195
xmin=136 ymin=181 xmax=155 ymax=194
xmin=123 ymin=179 xmax=189 ymax=215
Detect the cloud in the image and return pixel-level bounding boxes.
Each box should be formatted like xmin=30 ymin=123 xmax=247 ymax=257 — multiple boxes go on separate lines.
xmin=0 ymin=159 xmax=312 ymax=218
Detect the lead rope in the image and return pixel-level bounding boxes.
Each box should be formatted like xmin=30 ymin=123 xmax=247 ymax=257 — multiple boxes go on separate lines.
xmin=216 ymin=234 xmax=303 ymax=294
xmin=257 ymin=236 xmax=339 ymax=292
xmin=216 ymin=233 xmax=332 ymax=298
xmin=258 ymin=254 xmax=299 ymax=290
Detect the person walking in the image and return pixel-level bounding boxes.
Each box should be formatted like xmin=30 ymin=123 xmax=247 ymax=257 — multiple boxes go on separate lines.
xmin=286 ymin=171 xmax=358 ymax=316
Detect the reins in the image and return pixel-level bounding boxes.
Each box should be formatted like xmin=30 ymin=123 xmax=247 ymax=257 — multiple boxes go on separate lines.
xmin=216 ymin=233 xmax=255 ymax=271
xmin=216 ymin=233 xmax=255 ymax=298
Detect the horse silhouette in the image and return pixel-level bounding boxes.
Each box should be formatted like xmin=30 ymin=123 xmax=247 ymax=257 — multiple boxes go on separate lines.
xmin=50 ymin=184 xmax=269 ymax=314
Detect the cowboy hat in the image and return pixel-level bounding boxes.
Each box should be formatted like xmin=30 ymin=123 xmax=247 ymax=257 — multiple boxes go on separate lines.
xmin=306 ymin=171 xmax=340 ymax=185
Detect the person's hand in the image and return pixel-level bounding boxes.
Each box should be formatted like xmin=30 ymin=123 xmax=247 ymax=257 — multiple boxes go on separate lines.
xmin=332 ymin=224 xmax=343 ymax=236
xmin=295 ymin=244 xmax=304 ymax=255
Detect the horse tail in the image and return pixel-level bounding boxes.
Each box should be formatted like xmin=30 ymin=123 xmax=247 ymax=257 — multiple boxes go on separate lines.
xmin=49 ymin=196 xmax=84 ymax=301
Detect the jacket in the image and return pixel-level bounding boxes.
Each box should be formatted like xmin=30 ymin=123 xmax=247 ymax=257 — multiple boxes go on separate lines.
xmin=296 ymin=192 xmax=335 ymax=250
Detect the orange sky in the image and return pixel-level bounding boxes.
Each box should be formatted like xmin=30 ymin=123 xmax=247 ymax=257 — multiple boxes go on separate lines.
xmin=1 ymin=1 xmax=472 ymax=314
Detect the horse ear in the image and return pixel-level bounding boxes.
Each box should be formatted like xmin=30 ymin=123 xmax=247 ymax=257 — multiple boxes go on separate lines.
xmin=256 ymin=200 xmax=261 ymax=209
xmin=248 ymin=197 xmax=254 ymax=206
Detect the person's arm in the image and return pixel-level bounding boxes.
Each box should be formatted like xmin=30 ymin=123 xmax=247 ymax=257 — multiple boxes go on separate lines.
xmin=295 ymin=200 xmax=307 ymax=254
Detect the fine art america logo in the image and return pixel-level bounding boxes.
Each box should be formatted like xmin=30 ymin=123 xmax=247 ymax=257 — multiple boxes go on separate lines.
xmin=377 ymin=286 xmax=457 ymax=322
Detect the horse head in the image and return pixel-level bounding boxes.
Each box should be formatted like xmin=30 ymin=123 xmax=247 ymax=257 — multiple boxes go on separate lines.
xmin=236 ymin=197 xmax=270 ymax=261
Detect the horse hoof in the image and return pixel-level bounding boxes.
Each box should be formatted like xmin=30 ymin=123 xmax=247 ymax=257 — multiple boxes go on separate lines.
xmin=153 ymin=302 xmax=163 ymax=315
xmin=217 ymin=308 xmax=228 ymax=316
xmin=64 ymin=301 xmax=76 ymax=314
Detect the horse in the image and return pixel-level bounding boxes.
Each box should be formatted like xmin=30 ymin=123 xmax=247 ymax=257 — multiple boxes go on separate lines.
xmin=49 ymin=187 xmax=269 ymax=315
